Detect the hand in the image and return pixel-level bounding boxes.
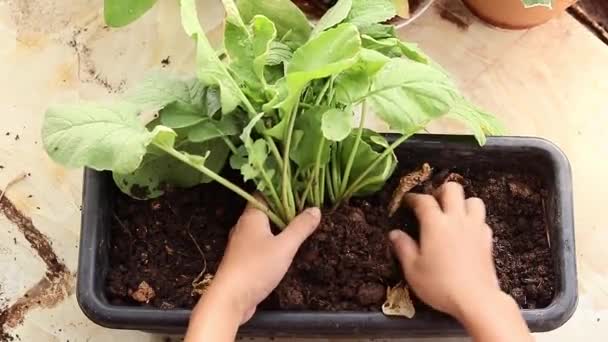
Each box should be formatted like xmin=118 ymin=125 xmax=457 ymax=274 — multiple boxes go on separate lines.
xmin=197 ymin=202 xmax=321 ymax=323
xmin=388 ymin=182 xmax=499 ymax=319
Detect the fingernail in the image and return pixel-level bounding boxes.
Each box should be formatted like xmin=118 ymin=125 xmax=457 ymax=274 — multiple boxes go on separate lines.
xmin=389 ymin=230 xmax=403 ymax=242
xmin=305 ymin=207 xmax=321 ymax=219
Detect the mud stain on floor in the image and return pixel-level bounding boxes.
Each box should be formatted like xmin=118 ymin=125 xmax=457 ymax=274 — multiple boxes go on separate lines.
xmin=6 ymin=0 xmax=125 ymax=93
xmin=6 ymin=0 xmax=94 ymax=35
xmin=67 ymin=26 xmax=127 ymax=93
xmin=0 ymin=194 xmax=74 ymax=341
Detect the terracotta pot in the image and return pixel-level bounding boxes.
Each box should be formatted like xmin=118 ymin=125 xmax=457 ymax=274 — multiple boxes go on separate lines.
xmin=463 ymin=0 xmax=577 ymax=29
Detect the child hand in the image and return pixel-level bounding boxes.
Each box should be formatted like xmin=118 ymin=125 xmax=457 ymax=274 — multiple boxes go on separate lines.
xmin=389 ymin=182 xmax=500 ymax=320
xmin=200 ymin=202 xmax=321 ymax=324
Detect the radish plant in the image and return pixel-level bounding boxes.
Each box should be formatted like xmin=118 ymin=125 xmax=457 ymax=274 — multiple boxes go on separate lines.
xmin=42 ymin=0 xmax=502 ymax=228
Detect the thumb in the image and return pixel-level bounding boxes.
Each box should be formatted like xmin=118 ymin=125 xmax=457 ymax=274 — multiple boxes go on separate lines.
xmin=277 ymin=207 xmax=321 ymax=255
xmin=389 ymin=230 xmax=419 ymax=276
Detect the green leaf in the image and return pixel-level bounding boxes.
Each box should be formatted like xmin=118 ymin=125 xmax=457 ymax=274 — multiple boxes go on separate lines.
xmin=359 ymin=23 xmax=397 ymax=39
xmin=104 ymin=0 xmax=158 ymax=27
xmin=366 ymin=58 xmax=459 ymax=133
xmin=222 ymin=0 xmax=248 ymax=29
xmin=361 ymin=34 xmax=430 ymax=64
xmin=347 ymin=0 xmax=396 ymax=27
xmin=268 ymin=24 xmax=362 ymax=138
xmin=225 ymin=13 xmax=278 ymax=92
xmin=449 ymin=100 xmax=505 ymax=145
xmin=339 ymin=129 xmax=396 ymax=196
xmin=114 ymin=137 xmax=229 ymax=199
xmin=334 ymin=48 xmax=390 ymax=104
xmin=322 ymin=108 xmax=353 ymax=141
xmin=287 ymin=24 xmax=361 ymax=84
xmin=240 ymin=112 xmax=265 ymax=147
xmin=522 ymin=0 xmax=552 ymax=8
xmin=181 ymin=0 xmax=244 ymax=114
xmin=397 ymin=41 xmax=431 ymax=64
xmin=188 ymin=115 xmax=244 ymax=143
xmin=237 ymin=0 xmax=311 ymax=48
xmin=290 ymin=107 xmax=330 ymax=168
xmin=251 ymin=16 xmax=278 ymax=82
xmin=124 ymin=73 xmax=206 ymax=111
xmin=312 ymin=0 xmax=353 ymax=36
xmin=148 ymin=125 xmax=178 ymax=150
xmin=235 ymin=114 xmax=280 ymax=193
xmin=205 ymin=87 xmax=222 ymax=117
xmin=159 ymin=101 xmax=205 ymax=128
xmin=266 ymin=41 xmax=293 ymax=66
xmin=42 ymin=102 xmax=154 ymax=174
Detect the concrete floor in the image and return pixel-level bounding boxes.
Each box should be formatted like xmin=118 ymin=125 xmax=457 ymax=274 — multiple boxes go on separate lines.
xmin=0 ymin=0 xmax=607 ymax=341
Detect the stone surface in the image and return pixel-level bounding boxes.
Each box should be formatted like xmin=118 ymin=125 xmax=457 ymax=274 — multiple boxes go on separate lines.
xmin=0 ymin=0 xmax=606 ymax=341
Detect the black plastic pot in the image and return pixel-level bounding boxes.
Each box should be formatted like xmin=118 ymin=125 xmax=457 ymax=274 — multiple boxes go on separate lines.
xmin=77 ymin=134 xmax=577 ymax=338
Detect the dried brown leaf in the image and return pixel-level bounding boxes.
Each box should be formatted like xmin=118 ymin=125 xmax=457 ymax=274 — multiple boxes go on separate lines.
xmin=388 ymin=163 xmax=432 ymax=216
xmin=382 ymin=282 xmax=415 ymax=318
xmin=130 ymin=281 xmax=156 ymax=303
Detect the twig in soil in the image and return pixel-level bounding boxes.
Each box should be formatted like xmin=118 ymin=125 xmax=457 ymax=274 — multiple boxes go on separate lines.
xmin=541 ymin=198 xmax=551 ymax=249
xmin=186 ymin=218 xmax=207 ymax=275
xmin=112 ymin=212 xmax=133 ymax=237
xmin=0 ymin=172 xmax=28 ymax=203
xmin=186 ymin=217 xmax=211 ymax=296
xmin=166 ymin=202 xmax=179 ymax=217
xmin=388 ymin=163 xmax=433 ymax=217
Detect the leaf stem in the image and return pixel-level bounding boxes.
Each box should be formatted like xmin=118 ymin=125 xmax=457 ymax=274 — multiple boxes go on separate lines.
xmin=315 ymin=78 xmax=332 ymax=106
xmin=281 ymin=101 xmax=300 ymax=220
xmin=340 ymin=133 xmax=410 ymax=201
xmin=331 ymin=144 xmax=341 ymax=195
xmin=319 ymin=165 xmax=326 ymax=205
xmin=265 ymin=135 xmax=284 ymax=170
xmin=299 ymin=170 xmax=315 ymax=212
xmin=326 ymin=166 xmax=335 ymax=203
xmin=221 ymin=136 xmax=239 ymax=154
xmin=312 ymin=138 xmax=326 ymax=207
xmin=339 ymin=101 xmax=367 ymax=196
xmin=156 ymin=143 xmax=287 ymax=227
xmin=259 ymin=167 xmax=285 ymax=220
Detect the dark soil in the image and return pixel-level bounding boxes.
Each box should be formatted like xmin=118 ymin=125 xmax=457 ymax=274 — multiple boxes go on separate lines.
xmin=106 ymin=172 xmax=246 ymax=308
xmin=106 ymin=164 xmax=555 ymax=312
xmin=292 ymin=0 xmax=423 ymax=19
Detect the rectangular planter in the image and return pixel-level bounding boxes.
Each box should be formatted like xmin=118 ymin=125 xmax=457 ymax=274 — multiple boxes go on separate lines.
xmin=77 ymin=134 xmax=577 ymax=338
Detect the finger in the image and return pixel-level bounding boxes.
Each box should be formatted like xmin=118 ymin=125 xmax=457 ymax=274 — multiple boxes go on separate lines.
xmin=276 ymin=207 xmax=321 ymax=255
xmin=237 ymin=196 xmax=270 ymax=234
xmin=389 ymin=230 xmax=419 ymax=277
xmin=435 ymin=182 xmax=466 ymax=214
xmin=241 ymin=307 xmax=256 ymax=325
xmin=404 ymin=193 xmax=442 ymax=225
xmin=465 ymin=197 xmax=486 ymax=221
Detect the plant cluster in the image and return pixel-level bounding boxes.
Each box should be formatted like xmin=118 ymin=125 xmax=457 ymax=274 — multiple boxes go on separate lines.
xmin=42 ymin=0 xmax=502 ymax=227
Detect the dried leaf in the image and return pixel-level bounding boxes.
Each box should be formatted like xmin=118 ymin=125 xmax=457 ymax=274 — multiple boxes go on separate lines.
xmin=444 ymin=172 xmax=465 ymax=184
xmin=388 ymin=163 xmax=432 ymax=216
xmin=192 ymin=273 xmax=214 ymax=296
xmin=130 ymin=281 xmax=156 ymax=303
xmin=382 ymin=282 xmax=415 ymax=318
